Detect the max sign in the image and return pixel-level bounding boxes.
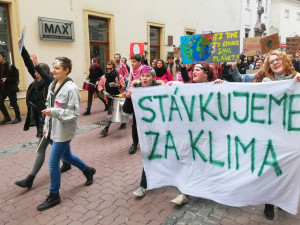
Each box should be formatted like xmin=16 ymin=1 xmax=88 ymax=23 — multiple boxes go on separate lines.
xmin=38 ymin=17 xmax=75 ymax=42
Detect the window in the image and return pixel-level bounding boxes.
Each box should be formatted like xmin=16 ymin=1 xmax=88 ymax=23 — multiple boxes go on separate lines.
xmin=185 ymin=31 xmax=195 ymax=36
xmin=88 ymin=17 xmax=109 ymax=71
xmin=247 ymin=0 xmax=250 ymax=6
xmin=297 ymin=13 xmax=300 ymax=21
xmin=150 ymin=26 xmax=160 ymax=63
xmin=265 ymin=0 xmax=268 ymax=13
xmin=284 ymin=10 xmax=289 ymax=19
xmin=245 ymin=28 xmax=250 ymax=38
xmin=0 ymin=4 xmax=13 ymax=63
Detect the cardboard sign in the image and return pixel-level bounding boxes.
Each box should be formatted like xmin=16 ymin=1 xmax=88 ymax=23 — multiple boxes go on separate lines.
xmin=180 ymin=33 xmax=213 ymax=64
xmin=286 ymin=37 xmax=300 ymax=55
xmin=173 ymin=47 xmax=181 ymax=59
xmin=260 ymin=33 xmax=280 ymax=54
xmin=243 ymin=37 xmax=261 ymax=56
xmin=180 ymin=31 xmax=240 ymax=64
xmin=129 ymin=43 xmax=145 ymax=59
xmin=132 ymin=79 xmax=300 ymax=215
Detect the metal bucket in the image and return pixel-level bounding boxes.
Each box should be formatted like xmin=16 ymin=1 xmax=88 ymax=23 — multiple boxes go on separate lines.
xmin=111 ymin=97 xmax=129 ymax=123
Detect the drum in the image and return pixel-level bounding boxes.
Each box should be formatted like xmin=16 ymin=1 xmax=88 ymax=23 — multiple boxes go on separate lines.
xmin=83 ymin=82 xmax=95 ymax=91
xmin=111 ymin=97 xmax=129 ymax=123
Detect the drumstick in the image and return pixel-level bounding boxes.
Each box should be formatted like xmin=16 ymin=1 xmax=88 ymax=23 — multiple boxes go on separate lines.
xmin=35 ymin=135 xmax=45 ymax=154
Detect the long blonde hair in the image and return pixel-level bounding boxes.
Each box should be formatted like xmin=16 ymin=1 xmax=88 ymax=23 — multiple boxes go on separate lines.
xmin=262 ymin=51 xmax=296 ymax=80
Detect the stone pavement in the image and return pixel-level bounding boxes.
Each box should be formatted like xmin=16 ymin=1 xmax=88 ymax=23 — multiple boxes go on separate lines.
xmin=0 ymin=99 xmax=300 ymax=225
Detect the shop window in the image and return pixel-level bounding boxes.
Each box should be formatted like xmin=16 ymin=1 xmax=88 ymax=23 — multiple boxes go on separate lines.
xmin=0 ymin=4 xmax=12 ymax=63
xmin=88 ymin=17 xmax=109 ymax=71
xmin=150 ymin=26 xmax=160 ymax=63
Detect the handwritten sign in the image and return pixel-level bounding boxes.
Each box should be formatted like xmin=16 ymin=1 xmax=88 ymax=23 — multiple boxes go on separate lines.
xmin=260 ymin=33 xmax=280 ymax=54
xmin=286 ymin=37 xmax=300 ymax=55
xmin=173 ymin=47 xmax=181 ymax=59
xmin=132 ymin=80 xmax=300 ymax=215
xmin=243 ymin=37 xmax=261 ymax=56
xmin=208 ymin=30 xmax=240 ymax=63
xmin=180 ymin=31 xmax=240 ymax=64
xmin=180 ymin=33 xmax=213 ymax=64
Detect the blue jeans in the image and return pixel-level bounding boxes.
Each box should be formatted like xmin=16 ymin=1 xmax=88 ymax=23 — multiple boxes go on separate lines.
xmin=49 ymin=140 xmax=87 ymax=193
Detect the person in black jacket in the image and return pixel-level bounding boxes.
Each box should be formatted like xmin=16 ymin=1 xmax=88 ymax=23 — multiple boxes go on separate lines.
xmin=0 ymin=53 xmax=21 ymax=124
xmin=123 ymin=66 xmax=164 ymax=197
xmin=14 ymin=43 xmax=71 ymax=189
xmin=83 ymin=58 xmax=104 ymax=115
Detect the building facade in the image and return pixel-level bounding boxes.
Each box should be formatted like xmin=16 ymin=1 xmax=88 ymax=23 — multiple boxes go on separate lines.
xmin=269 ymin=0 xmax=300 ymax=44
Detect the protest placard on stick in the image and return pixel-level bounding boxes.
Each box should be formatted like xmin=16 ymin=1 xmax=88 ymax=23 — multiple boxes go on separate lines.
xmin=286 ymin=37 xmax=300 ymax=55
xmin=260 ymin=33 xmax=280 ymax=54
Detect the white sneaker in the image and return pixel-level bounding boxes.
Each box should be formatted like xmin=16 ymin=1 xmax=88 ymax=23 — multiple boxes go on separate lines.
xmin=133 ymin=187 xmax=147 ymax=197
xmin=171 ymin=194 xmax=189 ymax=205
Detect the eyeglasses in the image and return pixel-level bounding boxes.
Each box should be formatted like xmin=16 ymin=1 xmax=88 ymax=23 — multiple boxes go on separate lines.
xmin=269 ymin=57 xmax=281 ymax=65
xmin=106 ymin=68 xmax=113 ymax=71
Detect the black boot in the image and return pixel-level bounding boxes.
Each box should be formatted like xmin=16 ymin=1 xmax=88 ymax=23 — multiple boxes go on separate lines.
xmin=10 ymin=117 xmax=22 ymax=124
xmin=60 ymin=162 xmax=71 ymax=173
xmin=0 ymin=117 xmax=11 ymax=125
xmin=118 ymin=123 xmax=127 ymax=130
xmin=83 ymin=167 xmax=96 ymax=186
xmin=264 ymin=204 xmax=274 ymax=220
xmin=129 ymin=144 xmax=138 ymax=154
xmin=104 ymin=104 xmax=108 ymax=111
xmin=37 ymin=192 xmax=61 ymax=211
xmin=83 ymin=108 xmax=91 ymax=116
xmin=99 ymin=119 xmax=111 ymax=137
xmin=15 ymin=174 xmax=35 ymax=188
xmin=11 ymin=107 xmax=21 ymax=124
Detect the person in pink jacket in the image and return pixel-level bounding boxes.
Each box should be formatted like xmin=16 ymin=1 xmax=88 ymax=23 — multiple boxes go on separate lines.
xmin=97 ymin=60 xmax=125 ymax=137
xmin=153 ymin=59 xmax=174 ymax=83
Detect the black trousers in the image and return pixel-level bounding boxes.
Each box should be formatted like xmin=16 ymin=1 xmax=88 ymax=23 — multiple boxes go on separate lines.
xmin=0 ymin=92 xmax=20 ymax=119
xmin=132 ymin=114 xmax=138 ymax=145
xmin=140 ymin=168 xmax=147 ymax=189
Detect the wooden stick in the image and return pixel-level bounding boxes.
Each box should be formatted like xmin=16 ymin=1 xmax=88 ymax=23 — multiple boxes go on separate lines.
xmin=35 ymin=135 xmax=45 ymax=154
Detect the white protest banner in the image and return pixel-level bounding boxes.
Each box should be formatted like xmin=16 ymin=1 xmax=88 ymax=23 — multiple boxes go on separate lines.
xmin=131 ymin=80 xmax=300 ymax=215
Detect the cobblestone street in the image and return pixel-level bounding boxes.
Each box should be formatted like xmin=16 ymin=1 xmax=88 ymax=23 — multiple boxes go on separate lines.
xmin=0 ymin=99 xmax=300 ymax=225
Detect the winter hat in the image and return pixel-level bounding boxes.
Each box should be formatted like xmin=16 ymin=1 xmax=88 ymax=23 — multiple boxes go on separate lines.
xmin=141 ymin=65 xmax=156 ymax=77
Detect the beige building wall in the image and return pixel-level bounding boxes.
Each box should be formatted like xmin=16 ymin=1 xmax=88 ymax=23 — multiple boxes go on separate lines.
xmin=15 ymin=0 xmax=241 ymax=88
xmin=1 ymin=0 xmax=241 ymax=119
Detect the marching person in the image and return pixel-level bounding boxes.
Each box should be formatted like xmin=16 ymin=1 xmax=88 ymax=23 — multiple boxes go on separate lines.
xmin=154 ymin=59 xmax=174 ymax=83
xmin=0 ymin=53 xmax=21 ymax=125
xmin=37 ymin=57 xmax=96 ymax=211
xmin=97 ymin=60 xmax=125 ymax=137
xmin=170 ymin=60 xmax=218 ymax=205
xmin=83 ymin=57 xmax=104 ymax=115
xmin=260 ymin=51 xmax=300 ymax=220
xmin=126 ymin=54 xmax=143 ymax=154
xmin=123 ymin=66 xmax=164 ymax=197
xmin=15 ymin=42 xmax=71 ymax=189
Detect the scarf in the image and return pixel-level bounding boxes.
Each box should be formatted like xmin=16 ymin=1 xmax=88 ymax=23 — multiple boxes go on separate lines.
xmin=89 ymin=63 xmax=99 ymax=72
xmin=154 ymin=66 xmax=167 ymax=77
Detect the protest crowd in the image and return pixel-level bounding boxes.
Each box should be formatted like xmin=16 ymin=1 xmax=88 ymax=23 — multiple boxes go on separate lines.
xmin=1 ymin=32 xmax=300 ymax=222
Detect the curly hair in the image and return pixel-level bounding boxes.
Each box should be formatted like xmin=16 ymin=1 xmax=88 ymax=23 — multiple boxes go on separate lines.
xmin=262 ymin=51 xmax=296 ymax=80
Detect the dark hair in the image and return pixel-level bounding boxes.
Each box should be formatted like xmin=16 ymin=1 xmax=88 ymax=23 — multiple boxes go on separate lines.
xmin=0 ymin=53 xmax=6 ymax=59
xmin=131 ymin=54 xmax=142 ymax=62
xmin=157 ymin=59 xmax=166 ymax=67
xmin=194 ymin=62 xmax=216 ymax=81
xmin=114 ymin=53 xmax=121 ymax=58
xmin=121 ymin=57 xmax=127 ymax=63
xmin=55 ymin=57 xmax=72 ymax=74
xmin=39 ymin=63 xmax=50 ymax=74
xmin=167 ymin=55 xmax=174 ymax=60
xmin=107 ymin=60 xmax=116 ymax=69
